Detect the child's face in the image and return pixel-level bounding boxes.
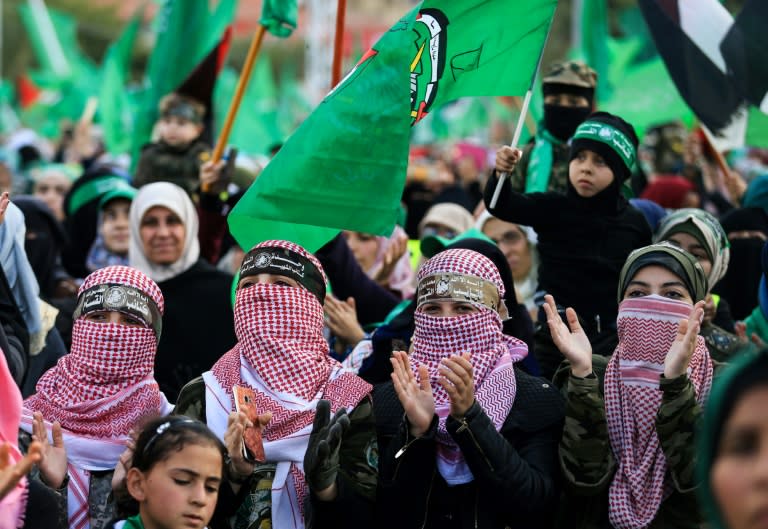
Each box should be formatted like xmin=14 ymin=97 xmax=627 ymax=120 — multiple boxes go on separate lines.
xmin=128 ymin=442 xmax=222 ymax=529
xmin=100 ymin=199 xmax=131 ymax=255
xmin=158 ymin=115 xmax=203 ymax=147
xmin=568 ymin=149 xmax=615 ymax=198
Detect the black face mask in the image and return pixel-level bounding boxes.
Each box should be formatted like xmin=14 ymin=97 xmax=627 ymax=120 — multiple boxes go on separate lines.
xmin=543 ymin=104 xmax=592 ymax=141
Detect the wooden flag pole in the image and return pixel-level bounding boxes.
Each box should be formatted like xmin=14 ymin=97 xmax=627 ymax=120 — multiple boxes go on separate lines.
xmin=211 ymin=24 xmax=267 ymax=164
xmin=331 ymin=0 xmax=347 ymax=87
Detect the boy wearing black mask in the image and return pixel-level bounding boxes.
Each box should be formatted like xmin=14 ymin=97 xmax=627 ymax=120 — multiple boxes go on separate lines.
xmin=508 ymin=60 xmax=597 ymax=194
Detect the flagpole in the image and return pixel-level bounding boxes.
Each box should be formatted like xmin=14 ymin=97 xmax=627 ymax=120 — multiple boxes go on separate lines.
xmin=331 ymin=0 xmax=347 ymax=87
xmin=489 ymin=22 xmax=553 ymax=209
xmin=209 ymin=24 xmax=267 ymax=162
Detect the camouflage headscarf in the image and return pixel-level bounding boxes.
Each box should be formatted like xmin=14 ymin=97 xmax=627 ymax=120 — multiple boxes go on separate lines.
xmin=654 ymin=208 xmax=730 ymax=291
xmin=618 ymin=242 xmax=709 ymax=303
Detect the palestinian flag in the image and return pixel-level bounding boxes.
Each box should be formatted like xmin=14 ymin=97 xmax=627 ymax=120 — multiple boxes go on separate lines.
xmin=720 ymin=0 xmax=768 ymax=113
xmin=639 ymin=0 xmax=743 ymax=136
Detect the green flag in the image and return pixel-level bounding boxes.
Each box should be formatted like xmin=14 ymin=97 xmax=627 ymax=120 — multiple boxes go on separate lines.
xmin=228 ymin=0 xmax=557 ymax=252
xmin=572 ymin=0 xmax=611 ymax=101
xmin=260 ymin=0 xmax=298 ymax=37
xmin=99 ymin=13 xmax=142 ymax=155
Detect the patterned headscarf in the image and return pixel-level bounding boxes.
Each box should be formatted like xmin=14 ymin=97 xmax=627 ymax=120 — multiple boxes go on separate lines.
xmin=204 ymin=240 xmax=370 ymax=529
xmin=654 ymin=208 xmax=730 ymax=291
xmin=21 ymin=265 xmax=171 ymax=529
xmin=128 ymin=182 xmax=200 ymax=282
xmin=411 ymin=249 xmax=527 ymax=485
xmin=606 ymin=294 xmax=713 ymax=528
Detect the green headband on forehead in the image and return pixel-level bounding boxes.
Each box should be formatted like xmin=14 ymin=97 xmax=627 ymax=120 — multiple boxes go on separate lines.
xmin=573 ymin=121 xmax=636 ymax=169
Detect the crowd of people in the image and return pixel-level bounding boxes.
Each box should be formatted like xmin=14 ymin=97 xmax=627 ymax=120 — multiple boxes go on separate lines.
xmin=1 ymin=58 xmax=768 ymax=529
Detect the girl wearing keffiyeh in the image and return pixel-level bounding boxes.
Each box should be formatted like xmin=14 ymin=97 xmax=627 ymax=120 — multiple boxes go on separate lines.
xmin=375 ymin=248 xmax=564 ymax=529
xmin=18 ymin=265 xmax=172 ymax=529
xmin=551 ymin=242 xmax=714 ymax=529
xmin=174 ymin=240 xmax=376 ymax=529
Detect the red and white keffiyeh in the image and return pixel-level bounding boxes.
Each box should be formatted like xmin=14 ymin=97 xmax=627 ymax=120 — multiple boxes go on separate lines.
xmin=20 ymin=266 xmax=172 ymax=529
xmin=411 ymin=249 xmax=525 ymax=485
xmin=205 ymin=240 xmax=370 ymax=529
xmin=605 ymin=295 xmax=713 ymax=529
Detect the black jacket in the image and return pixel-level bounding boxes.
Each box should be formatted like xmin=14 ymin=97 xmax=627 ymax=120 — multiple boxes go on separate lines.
xmin=484 ymin=171 xmax=652 ymax=333
xmin=373 ymin=368 xmax=565 ymax=529
xmin=155 ymin=259 xmax=236 ymax=400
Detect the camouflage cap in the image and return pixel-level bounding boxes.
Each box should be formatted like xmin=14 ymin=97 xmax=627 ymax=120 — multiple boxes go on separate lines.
xmin=542 ymin=60 xmax=597 ymax=89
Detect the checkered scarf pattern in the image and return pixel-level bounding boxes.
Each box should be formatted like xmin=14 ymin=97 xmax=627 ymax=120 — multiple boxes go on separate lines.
xmin=606 ymin=295 xmax=713 ymax=529
xmin=24 ymin=265 xmax=166 ymax=437
xmin=412 ymin=249 xmax=522 ymax=482
xmin=211 ymin=282 xmax=371 ymax=440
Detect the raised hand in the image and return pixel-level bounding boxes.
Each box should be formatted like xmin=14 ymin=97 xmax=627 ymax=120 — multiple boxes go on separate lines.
xmin=32 ymin=412 xmax=67 ymax=489
xmin=390 ymin=350 xmax=435 ymax=437
xmin=324 ymin=295 xmax=366 ymax=345
xmin=438 ymin=353 xmax=475 ymax=420
xmin=111 ymin=438 xmax=135 ymax=491
xmin=304 ymin=400 xmax=350 ymax=501
xmin=664 ymin=301 xmax=705 ymax=379
xmin=495 ymin=146 xmax=522 ymax=173
xmin=543 ymin=294 xmax=593 ymax=377
xmin=0 ymin=441 xmax=42 ymax=500
xmin=0 ymin=192 xmax=9 ymax=224
xmin=373 ymin=232 xmax=409 ymax=286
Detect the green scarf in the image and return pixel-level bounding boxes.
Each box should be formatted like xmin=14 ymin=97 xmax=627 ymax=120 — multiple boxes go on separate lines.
xmin=122 ymin=515 xmax=145 ymax=529
xmin=524 ymin=126 xmax=563 ymax=193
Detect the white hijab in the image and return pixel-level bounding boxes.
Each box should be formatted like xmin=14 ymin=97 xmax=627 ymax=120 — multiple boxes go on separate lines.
xmin=129 ymin=182 xmax=200 ymax=282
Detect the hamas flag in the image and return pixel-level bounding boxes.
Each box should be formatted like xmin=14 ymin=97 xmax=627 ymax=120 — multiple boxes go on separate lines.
xmin=228 ymin=0 xmax=557 ymax=253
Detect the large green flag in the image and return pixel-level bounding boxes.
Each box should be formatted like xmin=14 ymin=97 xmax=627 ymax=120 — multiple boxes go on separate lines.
xmin=99 ymin=14 xmax=142 ymax=155
xmin=228 ymin=0 xmax=557 ymax=252
xmin=572 ymin=0 xmax=611 ymax=101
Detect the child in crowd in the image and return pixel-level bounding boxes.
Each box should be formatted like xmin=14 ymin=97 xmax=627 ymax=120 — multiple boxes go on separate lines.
xmin=485 ymin=111 xmax=652 ymax=378
xmin=86 ymin=187 xmax=137 ymax=272
xmin=110 ymin=416 xmax=226 ymax=529
xmin=134 ymin=93 xmax=211 ymax=194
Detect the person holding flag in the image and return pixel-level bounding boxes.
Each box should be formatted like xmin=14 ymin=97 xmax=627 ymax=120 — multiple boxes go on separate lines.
xmin=508 ymin=60 xmax=598 ymax=195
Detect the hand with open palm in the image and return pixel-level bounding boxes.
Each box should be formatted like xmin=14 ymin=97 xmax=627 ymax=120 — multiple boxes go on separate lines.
xmin=391 ymin=350 xmax=435 ymax=437
xmin=664 ymin=301 xmax=705 ymax=379
xmin=543 ymin=294 xmax=593 ymax=377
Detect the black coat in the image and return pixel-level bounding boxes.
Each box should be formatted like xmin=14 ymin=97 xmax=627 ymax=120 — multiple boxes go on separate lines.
xmin=484 ymin=171 xmax=652 ymax=334
xmin=373 ymin=368 xmax=565 ymax=529
xmin=154 ymin=259 xmax=236 ymax=400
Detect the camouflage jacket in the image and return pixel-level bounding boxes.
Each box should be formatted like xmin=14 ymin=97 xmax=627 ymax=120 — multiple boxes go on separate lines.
xmin=701 ymin=322 xmax=757 ymax=366
xmin=133 ymin=139 xmax=211 ymax=194
xmin=174 ymin=376 xmax=378 ymax=529
xmin=507 ymin=136 xmax=572 ymax=195
xmin=18 ymin=430 xmax=116 ymax=529
xmin=554 ymin=359 xmax=703 ymax=529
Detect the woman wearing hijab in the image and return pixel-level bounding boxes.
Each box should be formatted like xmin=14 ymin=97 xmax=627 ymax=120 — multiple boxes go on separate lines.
xmin=654 ymin=208 xmax=753 ymax=362
xmin=551 ymin=242 xmax=713 ymax=528
xmin=18 ymin=265 xmax=172 ymax=529
xmin=175 ymin=240 xmax=376 ymax=529
xmin=476 ymin=210 xmax=539 ymax=318
xmin=129 ymin=181 xmax=236 ymax=400
xmin=696 ymin=348 xmax=768 ymax=529
xmin=375 ymin=248 xmax=564 ymax=529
